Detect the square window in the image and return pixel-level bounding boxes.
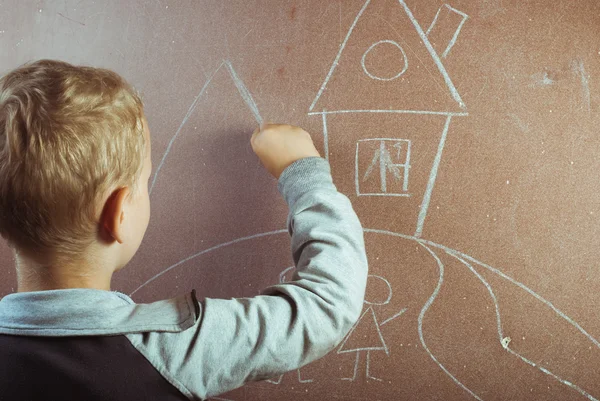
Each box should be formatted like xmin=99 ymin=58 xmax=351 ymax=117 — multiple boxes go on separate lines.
xmin=356 ymin=139 xmax=411 ymax=196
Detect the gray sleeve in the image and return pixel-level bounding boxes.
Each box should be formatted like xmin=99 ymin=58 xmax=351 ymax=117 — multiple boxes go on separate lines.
xmin=131 ymin=157 xmax=368 ymax=400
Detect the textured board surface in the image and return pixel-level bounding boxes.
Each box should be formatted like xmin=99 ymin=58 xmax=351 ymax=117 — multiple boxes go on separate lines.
xmin=1 ymin=1 xmax=600 ymax=399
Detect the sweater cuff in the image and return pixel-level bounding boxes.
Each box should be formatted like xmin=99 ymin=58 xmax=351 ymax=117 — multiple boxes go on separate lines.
xmin=277 ymin=157 xmax=336 ymax=208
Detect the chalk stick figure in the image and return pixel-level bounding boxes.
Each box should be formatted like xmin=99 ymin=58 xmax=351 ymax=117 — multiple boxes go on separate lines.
xmin=337 ymin=274 xmax=407 ymax=382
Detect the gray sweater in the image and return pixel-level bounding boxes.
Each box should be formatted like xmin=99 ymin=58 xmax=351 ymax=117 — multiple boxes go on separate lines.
xmin=0 ymin=156 xmax=368 ymax=400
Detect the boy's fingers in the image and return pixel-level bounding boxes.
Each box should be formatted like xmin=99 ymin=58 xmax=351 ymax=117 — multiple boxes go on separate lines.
xmin=260 ymin=121 xmax=279 ymax=132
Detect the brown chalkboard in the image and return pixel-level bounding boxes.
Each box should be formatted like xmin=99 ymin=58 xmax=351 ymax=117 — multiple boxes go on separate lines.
xmin=1 ymin=0 xmax=600 ymax=400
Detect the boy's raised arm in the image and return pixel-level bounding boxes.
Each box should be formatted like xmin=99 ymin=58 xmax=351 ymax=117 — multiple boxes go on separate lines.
xmin=128 ymin=126 xmax=368 ymax=399
xmin=190 ymin=156 xmax=367 ymax=397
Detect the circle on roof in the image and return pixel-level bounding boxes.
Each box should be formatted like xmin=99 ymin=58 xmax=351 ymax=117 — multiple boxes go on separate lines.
xmin=361 ymin=40 xmax=408 ymax=81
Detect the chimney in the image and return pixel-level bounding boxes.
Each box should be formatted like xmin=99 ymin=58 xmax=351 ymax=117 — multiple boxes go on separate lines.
xmin=425 ymin=4 xmax=469 ymax=59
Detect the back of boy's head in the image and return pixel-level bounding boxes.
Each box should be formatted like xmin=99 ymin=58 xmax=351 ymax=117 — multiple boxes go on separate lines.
xmin=0 ymin=59 xmax=146 ymax=263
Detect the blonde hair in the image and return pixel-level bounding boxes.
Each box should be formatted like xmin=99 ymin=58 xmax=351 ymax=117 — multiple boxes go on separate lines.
xmin=0 ymin=59 xmax=146 ymax=260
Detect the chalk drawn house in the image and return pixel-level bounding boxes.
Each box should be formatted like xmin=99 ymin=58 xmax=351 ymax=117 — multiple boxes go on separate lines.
xmin=134 ymin=4 xmax=600 ymax=399
xmin=308 ymin=0 xmax=469 ymax=237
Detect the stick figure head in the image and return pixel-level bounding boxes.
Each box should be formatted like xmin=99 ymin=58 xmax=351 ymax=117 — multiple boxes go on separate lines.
xmin=364 ymin=274 xmax=392 ymax=305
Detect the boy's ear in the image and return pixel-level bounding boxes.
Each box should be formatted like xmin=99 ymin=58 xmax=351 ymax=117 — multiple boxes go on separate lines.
xmin=99 ymin=187 xmax=130 ymax=245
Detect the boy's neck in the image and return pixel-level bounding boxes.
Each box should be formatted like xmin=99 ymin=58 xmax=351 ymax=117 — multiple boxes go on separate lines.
xmin=15 ymin=254 xmax=113 ymax=293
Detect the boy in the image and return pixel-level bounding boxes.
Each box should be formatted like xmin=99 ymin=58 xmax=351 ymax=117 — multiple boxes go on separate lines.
xmin=0 ymin=60 xmax=368 ymax=400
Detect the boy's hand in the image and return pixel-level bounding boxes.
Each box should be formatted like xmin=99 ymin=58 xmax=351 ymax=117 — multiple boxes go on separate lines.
xmin=251 ymin=123 xmax=321 ymax=179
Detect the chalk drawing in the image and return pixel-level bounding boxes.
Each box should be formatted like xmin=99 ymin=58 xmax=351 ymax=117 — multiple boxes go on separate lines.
xmin=337 ymin=274 xmax=406 ymax=382
xmin=417 ymin=242 xmax=483 ymax=400
xmin=415 ymin=114 xmax=452 ymax=238
xmin=425 ymin=5 xmax=443 ymax=36
xmin=441 ymin=6 xmax=468 ymax=58
xmin=417 ymin=239 xmax=600 ymax=350
xmin=149 ymin=61 xmax=225 ymax=194
xmin=308 ymin=110 xmax=469 ymax=116
xmin=149 ymin=59 xmax=261 ymax=195
xmin=136 ymin=0 xmax=600 ymax=397
xmin=363 ymin=275 xmax=393 ymax=305
xmin=398 ymin=0 xmax=466 ymax=108
xmin=308 ymin=0 xmax=371 ymax=112
xmin=447 ymin=253 xmax=598 ymax=401
xmin=338 ymin=307 xmax=387 ymax=382
xmin=308 ymin=0 xmax=468 ymax=238
xmin=224 ymin=60 xmax=263 ymax=124
xmin=309 ymin=0 xmax=466 ymax=111
xmin=361 ymin=40 xmax=408 ymax=81
xmin=573 ymin=60 xmax=591 ymax=113
xmin=380 ymin=308 xmax=408 ymax=326
xmin=266 ymin=369 xmax=313 ymax=385
xmin=322 ymin=111 xmax=329 ymax=162
xmin=278 ymin=265 xmax=295 ymax=284
xmin=531 ymin=71 xmax=555 ymax=87
xmin=129 ymin=222 xmax=600 ymax=398
xmin=362 ymin=228 xmax=600 ymax=399
xmin=356 ymin=138 xmax=411 ymax=197
xmin=426 ymin=4 xmax=469 ymax=58
xmin=128 ymin=229 xmax=287 ymax=296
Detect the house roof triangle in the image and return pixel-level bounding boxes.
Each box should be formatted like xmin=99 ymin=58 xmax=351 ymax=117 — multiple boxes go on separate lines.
xmin=309 ymin=0 xmax=467 ymax=114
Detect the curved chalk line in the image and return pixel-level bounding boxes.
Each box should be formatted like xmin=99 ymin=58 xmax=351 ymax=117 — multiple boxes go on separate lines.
xmin=357 ymin=229 xmax=600 ymax=350
xmin=417 ymin=242 xmax=483 ymax=400
xmin=415 ymin=237 xmax=600 ymax=349
xmin=444 ymin=253 xmax=504 ymax=342
xmin=279 ymin=265 xmax=295 ymax=284
xmin=365 ymin=229 xmax=600 ymax=399
xmin=446 ymin=252 xmax=598 ymax=401
xmin=128 ymin=229 xmax=288 ymax=296
xmin=129 ymin=226 xmax=600 ymax=399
